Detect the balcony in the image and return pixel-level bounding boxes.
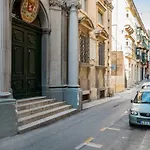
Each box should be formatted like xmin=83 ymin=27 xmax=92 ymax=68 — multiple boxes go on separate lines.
xmin=125 ymin=46 xmax=132 ymax=59
xmin=125 ymin=24 xmax=134 ymax=35
xmin=142 ymin=52 xmax=147 ymax=64
xmin=136 ymin=35 xmax=142 ymax=43
xmin=136 ymin=27 xmax=142 ymax=43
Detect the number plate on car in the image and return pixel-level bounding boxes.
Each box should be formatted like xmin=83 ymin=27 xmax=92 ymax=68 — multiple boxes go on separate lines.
xmin=141 ymin=121 xmax=150 ymax=125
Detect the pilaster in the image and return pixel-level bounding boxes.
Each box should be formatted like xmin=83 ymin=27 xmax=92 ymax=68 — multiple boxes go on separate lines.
xmin=48 ymin=1 xmax=65 ymax=101
xmin=0 ymin=0 xmax=11 ymax=98
xmin=0 ymin=0 xmax=18 ymax=139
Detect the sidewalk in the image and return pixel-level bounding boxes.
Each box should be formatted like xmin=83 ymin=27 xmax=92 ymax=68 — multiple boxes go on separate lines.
xmin=83 ymin=81 xmax=144 ymax=110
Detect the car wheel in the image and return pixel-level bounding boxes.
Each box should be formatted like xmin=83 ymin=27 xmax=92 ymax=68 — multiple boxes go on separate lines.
xmin=129 ymin=121 xmax=134 ymax=127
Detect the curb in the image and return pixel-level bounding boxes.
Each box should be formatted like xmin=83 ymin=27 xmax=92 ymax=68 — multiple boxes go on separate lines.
xmin=83 ymin=81 xmax=144 ymax=110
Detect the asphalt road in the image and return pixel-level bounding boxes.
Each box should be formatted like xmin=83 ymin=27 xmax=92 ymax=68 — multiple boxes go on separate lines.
xmin=0 ymin=83 xmax=150 ymax=150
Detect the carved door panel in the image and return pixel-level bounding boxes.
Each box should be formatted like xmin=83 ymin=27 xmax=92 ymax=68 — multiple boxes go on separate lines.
xmin=12 ymin=21 xmax=41 ymax=99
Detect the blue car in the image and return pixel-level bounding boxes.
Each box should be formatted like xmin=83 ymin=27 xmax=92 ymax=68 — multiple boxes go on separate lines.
xmin=129 ymin=88 xmax=150 ymax=126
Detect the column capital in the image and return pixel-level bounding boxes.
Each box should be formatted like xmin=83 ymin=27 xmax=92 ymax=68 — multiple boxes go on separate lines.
xmin=66 ymin=0 xmax=81 ymax=9
xmin=49 ymin=0 xmax=65 ymax=7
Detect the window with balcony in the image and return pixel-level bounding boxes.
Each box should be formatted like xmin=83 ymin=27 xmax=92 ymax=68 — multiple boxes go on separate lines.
xmin=98 ymin=11 xmax=103 ymax=25
xmin=142 ymin=52 xmax=146 ymax=63
xmin=80 ymin=34 xmax=90 ymax=63
xmin=98 ymin=42 xmax=105 ymax=66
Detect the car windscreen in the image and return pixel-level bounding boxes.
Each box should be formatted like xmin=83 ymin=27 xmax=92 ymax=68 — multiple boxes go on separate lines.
xmin=142 ymin=85 xmax=150 ymax=89
xmin=134 ymin=92 xmax=150 ymax=103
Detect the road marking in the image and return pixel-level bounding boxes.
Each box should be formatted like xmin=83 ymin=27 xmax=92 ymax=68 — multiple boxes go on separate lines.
xmin=121 ymin=110 xmax=128 ymax=116
xmin=86 ymin=142 xmax=103 ymax=148
xmin=100 ymin=127 xmax=107 ymax=131
xmin=100 ymin=127 xmax=120 ymax=132
xmin=75 ymin=137 xmax=94 ymax=150
xmin=84 ymin=137 xmax=94 ymax=144
xmin=75 ymin=143 xmax=85 ymax=150
xmin=107 ymin=127 xmax=120 ymax=131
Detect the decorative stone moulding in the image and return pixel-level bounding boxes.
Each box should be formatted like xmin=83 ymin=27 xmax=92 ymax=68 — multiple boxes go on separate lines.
xmin=0 ymin=92 xmax=11 ymax=98
xmin=49 ymin=0 xmax=65 ymax=7
xmin=66 ymin=0 xmax=81 ymax=9
xmin=49 ymin=0 xmax=81 ymax=9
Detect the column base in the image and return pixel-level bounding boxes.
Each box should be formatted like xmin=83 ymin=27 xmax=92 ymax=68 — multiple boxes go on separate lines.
xmin=47 ymin=85 xmax=67 ymax=101
xmin=0 ymin=92 xmax=11 ymax=99
xmin=0 ymin=98 xmax=18 ymax=139
xmin=64 ymin=87 xmax=82 ymax=109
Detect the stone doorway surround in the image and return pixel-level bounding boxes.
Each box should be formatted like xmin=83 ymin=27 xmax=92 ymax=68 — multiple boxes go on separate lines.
xmin=0 ymin=0 xmax=50 ymax=139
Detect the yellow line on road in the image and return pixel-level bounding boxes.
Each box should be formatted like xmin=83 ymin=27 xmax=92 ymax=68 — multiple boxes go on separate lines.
xmin=84 ymin=137 xmax=94 ymax=144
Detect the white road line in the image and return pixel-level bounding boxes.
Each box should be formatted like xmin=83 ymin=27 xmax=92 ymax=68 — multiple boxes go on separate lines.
xmin=86 ymin=142 xmax=103 ymax=148
xmin=75 ymin=137 xmax=94 ymax=150
xmin=75 ymin=143 xmax=85 ymax=150
xmin=107 ymin=127 xmax=120 ymax=131
xmin=100 ymin=127 xmax=107 ymax=131
xmin=121 ymin=110 xmax=128 ymax=116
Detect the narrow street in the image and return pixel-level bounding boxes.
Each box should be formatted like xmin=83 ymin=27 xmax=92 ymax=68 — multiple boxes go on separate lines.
xmin=0 ymin=83 xmax=150 ymax=150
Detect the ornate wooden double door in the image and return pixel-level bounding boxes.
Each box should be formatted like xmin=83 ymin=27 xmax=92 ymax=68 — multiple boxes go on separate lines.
xmin=11 ymin=19 xmax=42 ymax=99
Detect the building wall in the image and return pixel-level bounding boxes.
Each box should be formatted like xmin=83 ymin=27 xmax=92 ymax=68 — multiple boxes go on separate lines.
xmin=111 ymin=51 xmax=125 ymax=92
xmin=112 ymin=0 xmax=149 ymax=92
xmin=79 ymin=0 xmax=113 ymax=100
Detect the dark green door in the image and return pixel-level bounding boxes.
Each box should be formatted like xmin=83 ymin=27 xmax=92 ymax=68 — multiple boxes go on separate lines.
xmin=11 ymin=19 xmax=42 ymax=99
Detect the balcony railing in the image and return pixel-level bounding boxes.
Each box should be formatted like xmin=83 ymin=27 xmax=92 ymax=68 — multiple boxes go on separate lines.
xmin=125 ymin=46 xmax=132 ymax=58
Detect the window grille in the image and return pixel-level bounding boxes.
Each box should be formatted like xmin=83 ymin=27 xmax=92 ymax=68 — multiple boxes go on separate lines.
xmin=80 ymin=34 xmax=90 ymax=63
xmin=99 ymin=42 xmax=105 ymax=66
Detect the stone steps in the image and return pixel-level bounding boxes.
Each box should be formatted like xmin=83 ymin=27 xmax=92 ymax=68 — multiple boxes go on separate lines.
xmin=18 ymin=105 xmax=72 ymax=126
xmin=17 ymin=99 xmax=56 ymax=111
xmin=17 ymin=97 xmax=77 ymax=133
xmin=17 ymin=96 xmax=47 ymax=105
xmin=18 ymin=108 xmax=77 ymax=133
xmin=18 ymin=102 xmax=66 ymax=118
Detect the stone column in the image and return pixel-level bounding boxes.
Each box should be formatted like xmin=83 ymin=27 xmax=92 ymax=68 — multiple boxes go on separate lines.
xmin=64 ymin=1 xmax=82 ymax=109
xmin=0 ymin=0 xmax=18 ymax=139
xmin=0 ymin=0 xmax=11 ymax=98
xmin=68 ymin=4 xmax=79 ymax=87
xmin=41 ymin=28 xmax=51 ymax=96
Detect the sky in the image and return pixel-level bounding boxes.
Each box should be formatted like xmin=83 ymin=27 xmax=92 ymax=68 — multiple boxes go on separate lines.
xmin=134 ymin=0 xmax=150 ymax=30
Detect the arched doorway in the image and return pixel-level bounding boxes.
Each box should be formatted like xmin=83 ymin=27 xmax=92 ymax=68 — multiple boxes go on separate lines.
xmin=11 ymin=0 xmax=42 ymax=99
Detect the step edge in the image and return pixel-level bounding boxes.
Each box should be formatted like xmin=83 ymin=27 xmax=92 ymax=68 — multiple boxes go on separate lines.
xmin=18 ymin=102 xmax=65 ymax=114
xmin=18 ymin=105 xmax=72 ymax=122
xmin=17 ymin=96 xmax=47 ymax=103
xmin=17 ymin=99 xmax=55 ymax=107
xmin=18 ymin=109 xmax=77 ymax=131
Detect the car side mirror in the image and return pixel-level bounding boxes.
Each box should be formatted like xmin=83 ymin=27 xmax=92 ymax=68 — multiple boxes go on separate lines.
xmin=131 ymin=100 xmax=133 ymax=103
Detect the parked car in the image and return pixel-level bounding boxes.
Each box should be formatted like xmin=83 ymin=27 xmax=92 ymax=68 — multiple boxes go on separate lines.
xmin=129 ymin=88 xmax=150 ymax=126
xmin=141 ymin=82 xmax=150 ymax=89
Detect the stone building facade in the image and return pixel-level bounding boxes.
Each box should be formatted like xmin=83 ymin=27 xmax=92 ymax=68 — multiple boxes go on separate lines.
xmin=0 ymin=0 xmax=81 ymax=139
xmin=112 ymin=0 xmax=149 ymax=92
xmin=78 ymin=0 xmax=113 ymax=101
